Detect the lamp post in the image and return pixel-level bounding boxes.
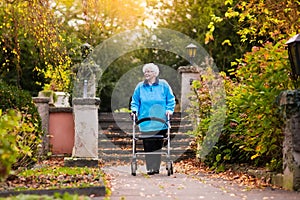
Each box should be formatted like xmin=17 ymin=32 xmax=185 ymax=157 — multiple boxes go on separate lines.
xmin=286 ymin=34 xmax=300 ymax=89
xmin=178 ymin=43 xmax=200 ymax=112
xmin=186 ymin=43 xmax=197 ymax=64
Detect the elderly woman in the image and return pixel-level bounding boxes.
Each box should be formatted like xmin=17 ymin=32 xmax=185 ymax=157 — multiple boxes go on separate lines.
xmin=130 ymin=63 xmax=176 ymax=175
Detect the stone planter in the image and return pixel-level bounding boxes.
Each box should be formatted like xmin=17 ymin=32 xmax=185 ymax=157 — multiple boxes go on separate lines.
xmin=54 ymin=92 xmax=70 ymax=107
xmin=49 ymin=107 xmax=74 ymax=155
xmin=38 ymin=91 xmax=70 ymax=107
xmin=38 ymin=90 xmax=57 ymax=106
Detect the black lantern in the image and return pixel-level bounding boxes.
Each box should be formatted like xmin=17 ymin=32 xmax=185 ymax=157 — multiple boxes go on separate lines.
xmin=286 ymin=34 xmax=300 ymax=86
xmin=186 ymin=43 xmax=197 ymax=64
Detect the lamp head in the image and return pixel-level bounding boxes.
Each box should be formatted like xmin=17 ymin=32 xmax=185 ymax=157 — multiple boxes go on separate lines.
xmin=186 ymin=43 xmax=197 ymax=60
xmin=286 ymin=34 xmax=300 ymax=78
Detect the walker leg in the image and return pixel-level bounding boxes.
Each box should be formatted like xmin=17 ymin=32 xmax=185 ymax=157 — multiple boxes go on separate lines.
xmin=167 ymin=161 xmax=173 ymax=176
xmin=131 ymin=158 xmax=137 ymax=176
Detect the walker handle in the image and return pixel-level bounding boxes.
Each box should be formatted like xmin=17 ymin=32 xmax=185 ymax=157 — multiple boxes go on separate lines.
xmin=167 ymin=113 xmax=171 ymax=129
xmin=136 ymin=117 xmax=167 ymax=125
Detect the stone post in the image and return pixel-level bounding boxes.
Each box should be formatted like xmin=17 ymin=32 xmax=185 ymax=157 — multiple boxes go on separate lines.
xmin=65 ymin=43 xmax=101 ymax=167
xmin=64 ymin=97 xmax=100 ymax=167
xmin=177 ymin=65 xmax=201 ymax=112
xmin=32 ymin=97 xmax=50 ymax=154
xmin=278 ymin=90 xmax=300 ymax=191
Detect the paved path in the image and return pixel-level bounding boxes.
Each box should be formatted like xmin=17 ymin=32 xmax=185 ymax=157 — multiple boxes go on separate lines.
xmin=96 ymin=164 xmax=300 ymax=200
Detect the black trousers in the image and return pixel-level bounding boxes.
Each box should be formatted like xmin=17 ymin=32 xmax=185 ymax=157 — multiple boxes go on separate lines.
xmin=141 ymin=129 xmax=167 ymax=171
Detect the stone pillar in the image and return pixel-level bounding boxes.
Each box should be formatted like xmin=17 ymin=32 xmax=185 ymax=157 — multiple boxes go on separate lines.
xmin=178 ymin=65 xmax=201 ymax=112
xmin=32 ymin=97 xmax=50 ymax=154
xmin=278 ymin=90 xmax=300 ymax=191
xmin=64 ymin=98 xmax=100 ymax=167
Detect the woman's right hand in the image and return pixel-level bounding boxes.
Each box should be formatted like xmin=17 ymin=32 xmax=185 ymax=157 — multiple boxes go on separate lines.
xmin=130 ymin=111 xmax=137 ymax=120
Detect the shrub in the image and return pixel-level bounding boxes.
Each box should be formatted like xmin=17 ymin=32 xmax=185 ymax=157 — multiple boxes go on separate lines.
xmin=188 ymin=40 xmax=291 ymax=172
xmin=0 ymin=80 xmax=42 ymax=177
xmin=0 ymin=110 xmax=20 ymax=180
xmin=225 ymin=41 xmax=290 ymax=171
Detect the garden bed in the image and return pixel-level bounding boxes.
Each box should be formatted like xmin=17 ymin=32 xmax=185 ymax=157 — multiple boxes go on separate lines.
xmin=0 ymin=158 xmax=106 ymax=198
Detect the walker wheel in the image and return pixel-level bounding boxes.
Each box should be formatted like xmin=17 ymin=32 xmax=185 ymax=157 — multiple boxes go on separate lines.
xmin=167 ymin=161 xmax=173 ymax=176
xmin=131 ymin=161 xmax=137 ymax=176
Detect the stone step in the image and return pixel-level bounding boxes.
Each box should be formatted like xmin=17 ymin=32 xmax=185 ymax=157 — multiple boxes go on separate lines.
xmin=99 ymin=139 xmax=193 ymax=147
xmin=99 ymin=132 xmax=194 ymax=139
xmin=99 ymin=137 xmax=194 ymax=148
xmin=98 ymin=112 xmax=189 ymax=120
xmin=97 ymin=112 xmax=195 ymax=162
xmin=99 ymin=126 xmax=192 ymax=133
xmin=99 ymin=122 xmax=192 ymax=132
xmin=98 ymin=139 xmax=195 ymax=161
xmin=99 ymin=146 xmax=193 ymax=153
xmin=99 ymin=133 xmax=194 ymax=149
xmin=98 ymin=112 xmax=193 ymax=133
xmin=98 ymin=149 xmax=195 ymax=162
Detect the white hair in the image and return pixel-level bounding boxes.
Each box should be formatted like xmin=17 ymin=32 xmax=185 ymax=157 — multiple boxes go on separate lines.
xmin=142 ymin=63 xmax=159 ymax=76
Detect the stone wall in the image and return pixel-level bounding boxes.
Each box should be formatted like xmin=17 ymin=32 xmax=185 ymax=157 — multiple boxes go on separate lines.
xmin=32 ymin=97 xmax=50 ymax=153
xmin=278 ymin=90 xmax=300 ymax=191
xmin=177 ymin=65 xmax=201 ymax=112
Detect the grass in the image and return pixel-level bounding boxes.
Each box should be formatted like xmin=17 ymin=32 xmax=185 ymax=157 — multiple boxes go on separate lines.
xmin=0 ymin=158 xmax=110 ymax=199
xmin=7 ymin=166 xmax=104 ymax=191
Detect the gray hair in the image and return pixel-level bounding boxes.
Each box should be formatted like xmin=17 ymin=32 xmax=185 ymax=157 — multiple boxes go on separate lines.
xmin=142 ymin=63 xmax=159 ymax=77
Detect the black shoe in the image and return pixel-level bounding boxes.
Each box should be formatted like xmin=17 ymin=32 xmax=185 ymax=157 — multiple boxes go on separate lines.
xmin=147 ymin=170 xmax=155 ymax=175
xmin=154 ymin=170 xmax=159 ymax=174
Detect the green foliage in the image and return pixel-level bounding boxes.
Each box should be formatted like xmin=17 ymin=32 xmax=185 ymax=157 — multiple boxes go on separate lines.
xmin=0 ymin=110 xmax=20 ymax=180
xmin=0 ymin=80 xmax=42 ymax=177
xmin=0 ymin=80 xmax=41 ymax=129
xmin=188 ymin=40 xmax=291 ymax=172
xmin=224 ymin=41 xmax=290 ymax=170
xmin=192 ymin=0 xmax=299 ymax=172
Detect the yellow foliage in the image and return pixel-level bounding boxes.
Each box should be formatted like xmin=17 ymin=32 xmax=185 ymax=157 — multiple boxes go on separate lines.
xmin=251 ymin=153 xmax=260 ymax=160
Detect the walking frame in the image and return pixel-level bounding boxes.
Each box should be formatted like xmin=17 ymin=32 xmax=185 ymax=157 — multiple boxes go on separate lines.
xmin=130 ymin=113 xmax=174 ymax=176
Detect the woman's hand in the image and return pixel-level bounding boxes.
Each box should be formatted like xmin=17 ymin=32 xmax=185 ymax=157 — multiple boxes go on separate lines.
xmin=165 ymin=110 xmax=173 ymax=116
xmin=130 ymin=111 xmax=137 ymax=121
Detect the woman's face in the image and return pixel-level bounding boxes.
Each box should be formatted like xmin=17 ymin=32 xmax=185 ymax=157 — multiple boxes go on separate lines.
xmin=143 ymin=68 xmax=156 ymax=81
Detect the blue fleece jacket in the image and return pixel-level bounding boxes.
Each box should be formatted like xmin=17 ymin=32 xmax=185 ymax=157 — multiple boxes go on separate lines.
xmin=131 ymin=78 xmax=175 ymax=132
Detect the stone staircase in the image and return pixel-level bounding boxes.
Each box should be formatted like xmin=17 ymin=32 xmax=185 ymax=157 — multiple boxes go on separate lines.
xmin=98 ymin=112 xmax=195 ymax=163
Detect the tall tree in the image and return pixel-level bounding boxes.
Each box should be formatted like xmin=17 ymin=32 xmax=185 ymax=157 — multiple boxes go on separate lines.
xmin=52 ymin=0 xmax=147 ymax=46
xmin=0 ymin=0 xmax=72 ymax=93
xmin=0 ymin=0 xmax=149 ymax=96
xmin=147 ymin=0 xmax=251 ymax=72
